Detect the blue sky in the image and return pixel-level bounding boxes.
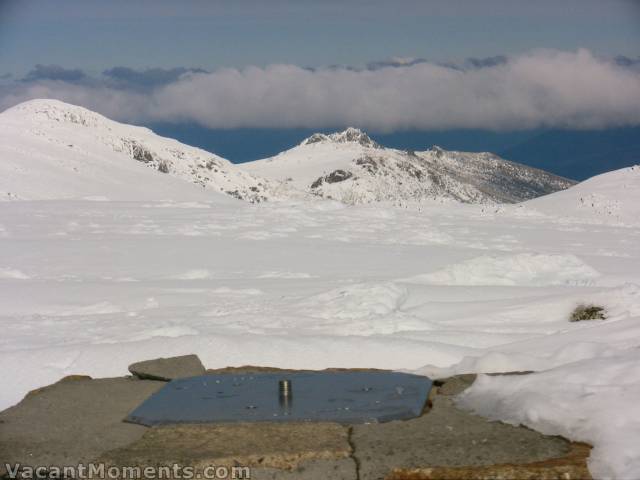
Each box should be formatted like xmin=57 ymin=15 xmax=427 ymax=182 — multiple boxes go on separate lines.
xmin=0 ymin=0 xmax=639 ymax=134
xmin=1 ymin=0 xmax=639 ymax=75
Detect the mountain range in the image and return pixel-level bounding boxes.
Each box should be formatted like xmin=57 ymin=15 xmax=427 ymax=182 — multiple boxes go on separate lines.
xmin=150 ymin=123 xmax=640 ymax=181
xmin=0 ymin=99 xmax=576 ymax=205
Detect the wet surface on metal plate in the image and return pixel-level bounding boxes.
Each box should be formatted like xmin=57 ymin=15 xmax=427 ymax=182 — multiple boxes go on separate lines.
xmin=126 ymin=371 xmax=432 ymax=426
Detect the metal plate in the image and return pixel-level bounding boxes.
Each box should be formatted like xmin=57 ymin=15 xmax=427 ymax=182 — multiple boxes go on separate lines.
xmin=126 ymin=371 xmax=432 ymax=426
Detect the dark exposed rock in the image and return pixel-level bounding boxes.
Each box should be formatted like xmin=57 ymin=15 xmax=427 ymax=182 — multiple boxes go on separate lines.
xmin=310 ymin=178 xmax=322 ymax=189
xmin=397 ymin=160 xmax=425 ymax=180
xmin=355 ymin=156 xmax=379 ymax=174
xmin=130 ymin=142 xmax=154 ymax=163
xmin=226 ymin=189 xmax=244 ymax=200
xmin=311 ymin=170 xmax=353 ymax=189
xmin=157 ymin=160 xmax=170 ymax=174
xmin=205 ymin=159 xmax=218 ymax=170
xmin=334 ymin=128 xmax=380 ymax=148
xmin=302 ymin=133 xmax=328 ymax=145
xmin=301 ymin=128 xmax=381 ymax=149
xmin=325 ymin=170 xmax=353 ymax=183
xmin=431 ymin=145 xmax=445 ymax=159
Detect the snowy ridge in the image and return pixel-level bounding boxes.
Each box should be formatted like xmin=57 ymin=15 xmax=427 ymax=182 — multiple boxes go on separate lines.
xmin=0 ymin=99 xmax=280 ymax=202
xmin=522 ymin=165 xmax=640 ymax=225
xmin=244 ymin=128 xmax=575 ymax=205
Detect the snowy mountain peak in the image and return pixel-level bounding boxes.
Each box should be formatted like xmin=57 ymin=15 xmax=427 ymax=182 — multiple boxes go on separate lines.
xmin=2 ymin=99 xmax=120 ymax=130
xmin=246 ymin=133 xmax=576 ymax=205
xmin=329 ymin=127 xmax=380 ymax=148
xmin=301 ymin=127 xmax=380 ymax=149
xmin=0 ymin=99 xmax=280 ymax=202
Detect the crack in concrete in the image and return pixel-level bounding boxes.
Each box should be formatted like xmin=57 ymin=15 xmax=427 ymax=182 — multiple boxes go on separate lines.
xmin=347 ymin=426 xmax=361 ymax=480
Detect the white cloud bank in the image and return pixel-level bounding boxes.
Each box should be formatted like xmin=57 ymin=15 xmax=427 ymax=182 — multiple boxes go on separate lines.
xmin=2 ymin=49 xmax=640 ymax=131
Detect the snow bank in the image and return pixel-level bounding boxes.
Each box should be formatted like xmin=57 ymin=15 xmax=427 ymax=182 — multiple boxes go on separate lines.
xmin=408 ymin=253 xmax=600 ymax=286
xmin=418 ymin=341 xmax=623 ymax=379
xmin=299 ymin=282 xmax=408 ymax=320
xmin=457 ymin=349 xmax=640 ymax=479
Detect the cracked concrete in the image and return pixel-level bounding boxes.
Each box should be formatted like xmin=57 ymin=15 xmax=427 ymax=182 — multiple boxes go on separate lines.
xmin=0 ymin=371 xmax=591 ymax=480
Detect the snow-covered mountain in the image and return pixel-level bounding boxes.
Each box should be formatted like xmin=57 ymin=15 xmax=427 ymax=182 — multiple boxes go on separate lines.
xmin=0 ymin=99 xmax=276 ymax=202
xmin=1 ymin=100 xmax=573 ymax=205
xmin=244 ymin=127 xmax=575 ymax=204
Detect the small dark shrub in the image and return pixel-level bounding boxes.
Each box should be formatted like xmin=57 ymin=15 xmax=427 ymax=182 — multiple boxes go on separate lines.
xmin=570 ymin=304 xmax=606 ymax=322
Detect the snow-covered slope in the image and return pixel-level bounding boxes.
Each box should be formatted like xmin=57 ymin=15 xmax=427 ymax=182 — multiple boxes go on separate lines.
xmin=244 ymin=128 xmax=575 ymax=205
xmin=1 ymin=194 xmax=639 ymax=477
xmin=0 ymin=99 xmax=276 ymax=202
xmin=522 ymin=165 xmax=640 ymax=226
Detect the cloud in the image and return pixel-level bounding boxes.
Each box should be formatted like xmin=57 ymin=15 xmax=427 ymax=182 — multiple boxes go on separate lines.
xmin=2 ymin=49 xmax=640 ymax=131
xmin=22 ymin=64 xmax=87 ymax=83
xmin=102 ymin=66 xmax=209 ymax=90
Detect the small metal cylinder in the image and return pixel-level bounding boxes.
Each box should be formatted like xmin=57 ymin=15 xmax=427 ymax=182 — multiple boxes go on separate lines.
xmin=279 ymin=379 xmax=292 ymax=398
xmin=279 ymin=379 xmax=292 ymax=409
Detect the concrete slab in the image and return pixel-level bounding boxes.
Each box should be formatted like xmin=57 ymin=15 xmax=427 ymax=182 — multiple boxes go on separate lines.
xmin=98 ymin=423 xmax=355 ymax=479
xmin=129 ymin=354 xmax=205 ymax=381
xmin=385 ymin=442 xmax=592 ymax=479
xmin=0 ymin=369 xmax=592 ymax=480
xmin=0 ymin=376 xmax=163 ymax=467
xmin=251 ymin=459 xmax=356 ymax=480
xmin=350 ymin=375 xmax=573 ymax=480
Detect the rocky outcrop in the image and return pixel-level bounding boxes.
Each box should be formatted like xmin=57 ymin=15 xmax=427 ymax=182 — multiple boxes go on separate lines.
xmin=301 ymin=128 xmax=381 ymax=149
xmin=311 ymin=169 xmax=354 ymax=189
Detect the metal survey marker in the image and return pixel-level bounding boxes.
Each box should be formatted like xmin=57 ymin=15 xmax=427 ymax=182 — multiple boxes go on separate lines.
xmin=126 ymin=371 xmax=432 ymax=426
